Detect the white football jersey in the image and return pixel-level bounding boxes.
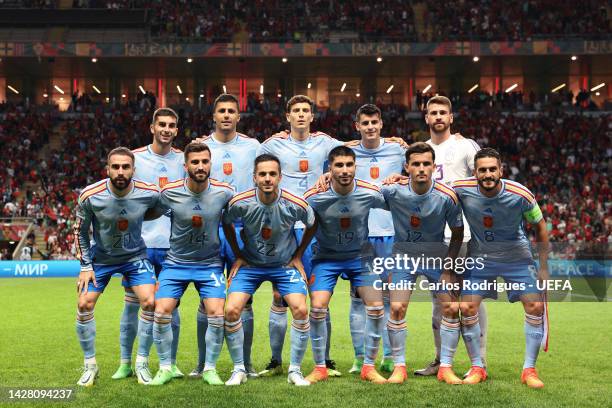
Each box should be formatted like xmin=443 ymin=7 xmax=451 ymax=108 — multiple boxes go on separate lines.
xmin=426 ymin=134 xmax=480 ymax=240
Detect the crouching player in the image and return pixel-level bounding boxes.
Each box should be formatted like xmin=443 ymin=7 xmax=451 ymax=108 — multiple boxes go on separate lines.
xmin=452 ymin=148 xmax=549 ymax=388
xmin=222 ymin=153 xmax=317 ymax=386
xmin=304 ymin=146 xmax=388 ymax=384
xmin=381 ymin=142 xmax=464 ymax=384
xmin=74 ymin=147 xmax=159 ymax=386
xmin=149 ymin=142 xmax=234 ymax=385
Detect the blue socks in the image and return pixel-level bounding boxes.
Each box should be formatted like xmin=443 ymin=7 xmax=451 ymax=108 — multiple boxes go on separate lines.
xmin=349 ymin=296 xmax=366 ymax=359
xmin=386 ymin=318 xmax=407 ymax=366
xmin=461 ymin=313 xmax=483 ymax=367
xmin=241 ymin=306 xmax=254 ymax=367
xmin=119 ymin=293 xmax=139 ymax=363
xmin=289 ymin=318 xmax=310 ymax=371
xmin=225 ymin=319 xmax=245 ymax=371
xmin=76 ymin=310 xmax=96 ymax=359
xmin=205 ymin=315 xmax=224 ymax=371
xmin=269 ymin=303 xmax=287 ymax=362
xmin=364 ymin=305 xmax=384 ymax=365
xmin=310 ymin=308 xmax=328 ymax=367
xmin=170 ymin=308 xmax=180 ymax=365
xmin=439 ymin=316 xmax=460 ymax=366
xmin=524 ymin=313 xmax=543 ymax=369
xmin=137 ymin=310 xmax=155 ymax=359
xmin=196 ymin=303 xmax=208 ymax=368
xmin=153 ymin=313 xmax=173 ymax=369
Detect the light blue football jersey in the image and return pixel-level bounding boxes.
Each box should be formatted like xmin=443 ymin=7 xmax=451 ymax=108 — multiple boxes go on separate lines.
xmin=158 ymin=178 xmax=234 ymax=266
xmin=74 ymin=179 xmax=160 ymax=268
xmin=132 ymin=145 xmax=185 ymax=249
xmin=305 ymin=179 xmax=387 ymax=261
xmin=382 ymin=180 xmax=463 ymax=257
xmin=222 ymin=188 xmax=316 ymax=267
xmin=353 ymin=139 xmax=406 ymax=237
xmin=452 ymin=178 xmax=543 ymax=262
xmin=258 ymin=132 xmax=343 ymax=197
xmin=200 ymin=132 xmax=260 ymax=193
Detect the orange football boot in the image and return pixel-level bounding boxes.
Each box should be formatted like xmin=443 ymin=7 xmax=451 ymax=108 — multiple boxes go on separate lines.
xmin=437 ymin=366 xmax=462 ymax=385
xmin=305 ymin=366 xmax=328 ymax=384
xmin=387 ymin=365 xmax=407 ymax=384
xmin=463 ymin=366 xmax=488 ymax=384
xmin=361 ymin=364 xmax=387 ymax=384
xmin=521 ymin=368 xmax=544 ymax=389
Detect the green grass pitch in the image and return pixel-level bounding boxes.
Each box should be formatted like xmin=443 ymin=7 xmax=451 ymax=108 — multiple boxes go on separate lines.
xmin=1 ymin=278 xmax=610 ymax=408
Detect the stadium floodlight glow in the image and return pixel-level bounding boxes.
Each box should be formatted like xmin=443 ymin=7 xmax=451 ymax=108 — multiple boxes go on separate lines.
xmin=54 ymin=85 xmax=64 ymax=94
xmin=176 ymin=85 xmax=183 ymax=94
xmin=282 ymin=58 xmax=288 ymax=63
xmin=277 ymin=93 xmax=282 ymax=97
xmin=590 ymin=82 xmax=605 ymax=92
xmin=91 ymin=57 xmax=97 ymax=63
xmin=92 ymin=85 xmax=101 ymax=94
xmin=7 ymin=85 xmax=19 ymax=94
xmin=468 ymin=84 xmax=479 ymax=93
xmin=139 ymin=85 xmax=146 ymax=95
xmin=187 ymin=58 xmax=193 ymax=63
xmin=223 ymin=85 xmax=227 ymax=93
xmin=199 ymin=94 xmax=204 ymax=98
xmin=260 ymin=84 xmax=264 ymax=94
xmin=43 ymin=93 xmax=48 ymax=98
xmin=386 ymin=84 xmax=394 ymax=94
xmin=595 ymin=92 xmax=600 ymax=96
xmin=59 ymin=97 xmax=64 ymax=101
xmin=551 ymin=83 xmax=566 ymax=93
xmin=376 ymin=57 xmax=383 ymax=63
xmin=473 ymin=56 xmax=480 ymax=62
xmin=505 ymin=83 xmax=518 ymax=93
xmin=185 ymin=97 xmax=189 ymax=101
xmin=571 ymin=55 xmax=578 ymax=61
xmin=121 ymin=94 xmax=126 ymax=98
xmin=105 ymin=97 xmax=110 ymax=101
xmin=422 ymin=84 xmax=432 ymax=93
xmin=356 ymin=93 xmax=360 ymax=97
xmin=341 ymin=83 xmax=347 ymax=92
xmin=307 ymin=82 xmax=312 ymax=89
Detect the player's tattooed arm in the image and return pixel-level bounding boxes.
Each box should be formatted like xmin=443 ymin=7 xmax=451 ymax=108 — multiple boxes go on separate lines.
xmin=289 ymin=220 xmax=318 ymax=282
xmin=382 ymin=172 xmax=408 ymax=185
xmin=446 ymin=226 xmax=464 ymax=262
xmin=533 ymin=219 xmax=550 ymax=282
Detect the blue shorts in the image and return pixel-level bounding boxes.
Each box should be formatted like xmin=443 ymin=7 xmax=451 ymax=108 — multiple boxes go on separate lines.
xmin=391 ymin=267 xmax=444 ymax=294
xmin=147 ymin=248 xmax=168 ymax=277
xmin=346 ymin=236 xmax=394 ymax=290
xmin=228 ymin=266 xmax=307 ymax=297
xmin=310 ymin=258 xmax=381 ymax=293
xmin=462 ymin=260 xmax=542 ymax=302
xmin=91 ymin=259 xmax=156 ymax=293
xmin=156 ymin=262 xmax=226 ymax=300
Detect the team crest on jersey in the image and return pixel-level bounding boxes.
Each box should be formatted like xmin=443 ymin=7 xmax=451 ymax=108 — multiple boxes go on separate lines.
xmin=261 ymin=226 xmax=272 ymax=240
xmin=117 ymin=218 xmax=129 ymax=231
xmin=223 ymin=162 xmax=233 ymax=175
xmin=192 ymin=215 xmax=203 ymax=228
xmin=370 ymin=166 xmax=380 ymax=179
xmin=158 ymin=177 xmax=169 ymax=188
xmin=410 ymin=215 xmax=421 ymax=228
xmin=483 ymin=215 xmax=494 ymax=228
xmin=340 ymin=217 xmax=351 ymax=229
xmin=299 ymin=159 xmax=309 ymax=172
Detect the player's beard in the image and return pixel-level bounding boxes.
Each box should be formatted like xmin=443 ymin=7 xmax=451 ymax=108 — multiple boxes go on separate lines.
xmin=155 ymin=131 xmax=175 ymax=146
xmin=110 ymin=175 xmax=131 ymax=191
xmin=430 ymin=121 xmax=450 ymax=134
xmin=334 ymin=173 xmax=354 ymax=187
xmin=188 ymin=169 xmax=209 ymax=184
xmin=478 ymin=176 xmax=500 ymax=191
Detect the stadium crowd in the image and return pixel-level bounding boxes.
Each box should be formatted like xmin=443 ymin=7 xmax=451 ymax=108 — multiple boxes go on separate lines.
xmin=2 ymin=0 xmax=609 ymax=41
xmin=1 ymin=96 xmax=609 ymax=259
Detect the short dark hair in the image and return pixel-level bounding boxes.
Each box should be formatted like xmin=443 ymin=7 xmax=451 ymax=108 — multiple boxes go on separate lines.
xmin=286 ymin=95 xmax=314 ymax=113
xmin=254 ymin=153 xmax=281 ymax=173
xmin=426 ymin=96 xmax=452 ymax=113
xmin=107 ymin=147 xmax=134 ymax=164
xmin=405 ymin=142 xmax=435 ymax=163
xmin=328 ymin=146 xmax=356 ymax=164
xmin=213 ymin=93 xmax=240 ymax=112
xmin=184 ymin=142 xmax=211 ymax=161
xmin=474 ymin=147 xmax=502 ymax=168
xmin=152 ymin=107 xmax=178 ymax=124
xmin=355 ymin=104 xmax=382 ymax=121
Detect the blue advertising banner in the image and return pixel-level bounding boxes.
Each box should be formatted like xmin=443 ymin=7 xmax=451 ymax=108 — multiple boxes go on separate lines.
xmin=0 ymin=261 xmax=80 ymax=278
